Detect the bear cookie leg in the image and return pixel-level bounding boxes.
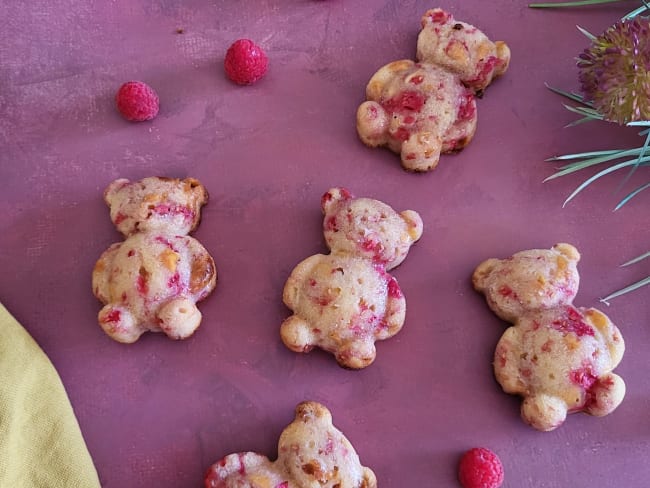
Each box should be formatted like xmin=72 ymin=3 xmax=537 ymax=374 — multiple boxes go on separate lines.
xmin=157 ymin=297 xmax=202 ymax=340
xmin=400 ymin=131 xmax=442 ymax=172
xmin=521 ymin=394 xmax=568 ymax=432
xmin=584 ymin=373 xmax=626 ymax=417
xmin=335 ymin=340 xmax=377 ymax=370
xmin=98 ymin=304 xmax=143 ymax=343
xmin=280 ymin=315 xmax=316 ymax=353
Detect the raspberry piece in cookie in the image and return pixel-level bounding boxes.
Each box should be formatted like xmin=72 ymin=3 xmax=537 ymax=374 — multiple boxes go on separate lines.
xmin=224 ymin=39 xmax=268 ymax=85
xmin=281 ymin=188 xmax=423 ymax=369
xmin=473 ymin=244 xmax=626 ymax=431
xmin=204 ymin=402 xmax=377 ymax=488
xmin=115 ymin=81 xmax=159 ymax=122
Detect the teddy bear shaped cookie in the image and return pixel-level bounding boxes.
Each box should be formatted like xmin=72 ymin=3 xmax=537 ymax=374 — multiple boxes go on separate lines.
xmin=205 ymin=401 xmax=377 ymax=488
xmin=472 ymin=243 xmax=626 ymax=431
xmin=356 ymin=8 xmax=510 ymax=172
xmin=281 ymin=188 xmax=423 ymax=369
xmin=92 ymin=177 xmax=217 ymax=343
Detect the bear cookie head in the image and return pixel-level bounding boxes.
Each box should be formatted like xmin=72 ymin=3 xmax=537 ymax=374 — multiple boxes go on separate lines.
xmin=472 ymin=242 xmax=581 ymax=323
xmin=417 ymin=8 xmax=511 ymax=93
xmin=321 ymin=187 xmax=424 ymax=270
xmin=204 ymin=401 xmax=377 ymax=488
xmin=473 ymin=244 xmax=626 ymax=432
xmin=93 ymin=177 xmax=217 ymax=343
xmin=105 ymin=176 xmax=208 ymax=236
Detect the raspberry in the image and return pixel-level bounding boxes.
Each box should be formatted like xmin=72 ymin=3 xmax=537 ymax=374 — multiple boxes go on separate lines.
xmin=115 ymin=81 xmax=159 ymax=122
xmin=458 ymin=448 xmax=504 ymax=488
xmin=224 ymin=39 xmax=268 ymax=85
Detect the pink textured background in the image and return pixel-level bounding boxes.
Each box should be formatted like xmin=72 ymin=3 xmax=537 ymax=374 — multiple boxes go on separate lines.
xmin=1 ymin=1 xmax=649 ymax=487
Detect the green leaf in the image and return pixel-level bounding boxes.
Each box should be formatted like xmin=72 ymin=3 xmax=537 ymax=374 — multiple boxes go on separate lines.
xmin=576 ymin=25 xmax=596 ymax=40
xmin=622 ymin=251 xmax=650 ymax=266
xmin=565 ymin=116 xmax=599 ymax=127
xmin=600 ymin=276 xmax=650 ymax=305
xmin=547 ymin=161 xmax=623 ymax=181
xmin=546 ymin=149 xmax=629 ymax=161
xmin=623 ymin=2 xmax=650 ymax=19
xmin=617 ymin=129 xmax=650 ymax=191
xmin=559 ymin=148 xmax=644 ymax=166
xmin=562 ymin=157 xmax=650 ymax=206
xmin=561 ymin=104 xmax=604 ymax=120
xmin=614 ymin=182 xmax=650 ymax=209
xmin=530 ymin=0 xmax=628 ymax=7
xmin=545 ymin=149 xmax=645 ymax=179
xmin=545 ymin=84 xmax=591 ymax=105
xmin=600 ymin=251 xmax=650 ymax=304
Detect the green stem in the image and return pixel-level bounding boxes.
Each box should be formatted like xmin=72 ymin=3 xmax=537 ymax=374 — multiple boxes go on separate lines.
xmin=530 ymin=0 xmax=631 ymax=7
xmin=600 ymin=276 xmax=650 ymax=305
xmin=617 ymin=128 xmax=650 ymax=191
xmin=614 ymin=182 xmax=650 ymax=209
xmin=622 ymin=251 xmax=650 ymax=266
xmin=623 ymin=2 xmax=650 ymax=18
xmin=562 ymin=156 xmax=650 ymax=206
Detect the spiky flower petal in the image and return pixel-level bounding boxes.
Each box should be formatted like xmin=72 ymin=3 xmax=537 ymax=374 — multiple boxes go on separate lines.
xmin=578 ymin=16 xmax=650 ymax=124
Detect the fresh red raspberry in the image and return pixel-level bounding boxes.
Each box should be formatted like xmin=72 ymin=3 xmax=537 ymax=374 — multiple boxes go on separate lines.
xmin=115 ymin=81 xmax=159 ymax=122
xmin=458 ymin=447 xmax=504 ymax=488
xmin=224 ymin=39 xmax=268 ymax=85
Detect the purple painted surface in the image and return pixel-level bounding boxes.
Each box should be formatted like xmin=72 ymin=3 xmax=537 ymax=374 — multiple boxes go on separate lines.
xmin=1 ymin=1 xmax=649 ymax=487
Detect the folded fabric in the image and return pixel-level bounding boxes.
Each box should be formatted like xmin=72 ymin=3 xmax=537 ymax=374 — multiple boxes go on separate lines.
xmin=0 ymin=302 xmax=101 ymax=488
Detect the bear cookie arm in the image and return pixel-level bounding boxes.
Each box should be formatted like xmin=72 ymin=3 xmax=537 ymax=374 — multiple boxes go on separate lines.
xmin=356 ymin=8 xmax=510 ymax=172
xmin=204 ymin=401 xmax=377 ymax=488
xmin=92 ymin=177 xmax=217 ymax=343
xmin=472 ymin=243 xmax=626 ymax=431
xmin=280 ymin=187 xmax=423 ymax=369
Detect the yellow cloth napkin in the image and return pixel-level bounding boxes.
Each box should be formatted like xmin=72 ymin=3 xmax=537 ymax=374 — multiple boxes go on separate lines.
xmin=0 ymin=302 xmax=101 ymax=488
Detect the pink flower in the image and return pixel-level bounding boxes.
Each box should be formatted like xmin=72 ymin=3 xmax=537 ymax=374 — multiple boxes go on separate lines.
xmin=578 ymin=16 xmax=650 ymax=124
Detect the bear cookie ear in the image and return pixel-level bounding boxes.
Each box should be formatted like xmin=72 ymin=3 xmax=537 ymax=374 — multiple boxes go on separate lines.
xmin=321 ymin=187 xmax=353 ymax=214
xmin=103 ymin=178 xmax=130 ymax=206
xmin=400 ymin=210 xmax=424 ymax=242
xmin=472 ymin=258 xmax=499 ymax=291
xmin=183 ymin=177 xmax=208 ymax=203
xmin=553 ymin=243 xmax=581 ymax=262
